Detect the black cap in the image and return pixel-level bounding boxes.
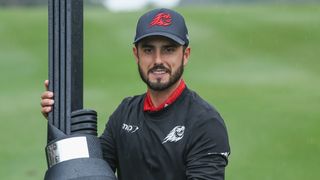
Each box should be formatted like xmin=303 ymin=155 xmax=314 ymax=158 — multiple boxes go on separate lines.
xmin=133 ymin=8 xmax=189 ymax=46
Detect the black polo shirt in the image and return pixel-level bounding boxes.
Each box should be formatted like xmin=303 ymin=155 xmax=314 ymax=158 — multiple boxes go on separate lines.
xmin=99 ymin=87 xmax=230 ymax=180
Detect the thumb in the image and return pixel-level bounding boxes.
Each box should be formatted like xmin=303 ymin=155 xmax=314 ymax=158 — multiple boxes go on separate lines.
xmin=44 ymin=80 xmax=49 ymax=91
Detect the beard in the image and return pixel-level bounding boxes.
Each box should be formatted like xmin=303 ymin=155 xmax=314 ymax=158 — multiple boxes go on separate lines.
xmin=138 ymin=59 xmax=184 ymax=91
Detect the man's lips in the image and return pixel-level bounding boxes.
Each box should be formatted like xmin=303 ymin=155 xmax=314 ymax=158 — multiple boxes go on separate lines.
xmin=148 ymin=68 xmax=170 ymax=80
xmin=148 ymin=65 xmax=171 ymax=75
xmin=150 ymin=69 xmax=169 ymax=75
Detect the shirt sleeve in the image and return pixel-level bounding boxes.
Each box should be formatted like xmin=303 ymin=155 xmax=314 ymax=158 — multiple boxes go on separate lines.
xmin=185 ymin=112 xmax=230 ymax=180
xmin=99 ymin=113 xmax=118 ymax=173
xmin=99 ymin=97 xmax=132 ymax=173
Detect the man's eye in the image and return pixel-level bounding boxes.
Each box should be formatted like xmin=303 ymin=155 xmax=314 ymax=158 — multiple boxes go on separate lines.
xmin=143 ymin=48 xmax=152 ymax=53
xmin=164 ymin=47 xmax=175 ymax=53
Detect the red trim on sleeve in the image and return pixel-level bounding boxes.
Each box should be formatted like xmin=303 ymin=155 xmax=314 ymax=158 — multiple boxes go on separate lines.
xmin=144 ymin=80 xmax=186 ymax=112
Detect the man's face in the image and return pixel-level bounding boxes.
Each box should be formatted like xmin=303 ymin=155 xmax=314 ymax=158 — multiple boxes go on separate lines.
xmin=133 ymin=36 xmax=190 ymax=91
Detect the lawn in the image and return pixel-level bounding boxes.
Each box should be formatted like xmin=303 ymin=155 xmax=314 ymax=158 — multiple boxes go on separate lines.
xmin=0 ymin=4 xmax=319 ymax=179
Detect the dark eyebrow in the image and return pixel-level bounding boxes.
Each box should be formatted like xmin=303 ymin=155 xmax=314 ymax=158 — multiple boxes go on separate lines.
xmin=164 ymin=40 xmax=181 ymax=48
xmin=163 ymin=44 xmax=179 ymax=48
xmin=139 ymin=41 xmax=180 ymax=48
xmin=140 ymin=44 xmax=154 ymax=48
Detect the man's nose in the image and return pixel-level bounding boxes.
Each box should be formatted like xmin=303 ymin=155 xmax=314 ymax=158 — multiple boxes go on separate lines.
xmin=154 ymin=50 xmax=163 ymax=64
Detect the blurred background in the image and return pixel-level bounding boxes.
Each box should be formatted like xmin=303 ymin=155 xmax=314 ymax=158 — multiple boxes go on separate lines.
xmin=0 ymin=0 xmax=320 ymax=179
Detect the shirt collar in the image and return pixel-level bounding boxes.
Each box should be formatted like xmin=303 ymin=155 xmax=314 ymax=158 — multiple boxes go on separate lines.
xmin=143 ymin=79 xmax=186 ymax=112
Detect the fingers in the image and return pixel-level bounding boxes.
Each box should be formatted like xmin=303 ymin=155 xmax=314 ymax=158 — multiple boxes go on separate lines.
xmin=44 ymin=80 xmax=49 ymax=91
xmin=41 ymin=98 xmax=54 ymax=119
xmin=41 ymin=98 xmax=54 ymax=107
xmin=41 ymin=99 xmax=54 ymax=118
xmin=41 ymin=88 xmax=54 ymax=119
xmin=41 ymin=106 xmax=52 ymax=119
xmin=41 ymin=91 xmax=54 ymax=99
xmin=41 ymin=98 xmax=54 ymax=117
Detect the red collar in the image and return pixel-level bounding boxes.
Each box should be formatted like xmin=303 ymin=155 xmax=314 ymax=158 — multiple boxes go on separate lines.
xmin=144 ymin=80 xmax=186 ymax=112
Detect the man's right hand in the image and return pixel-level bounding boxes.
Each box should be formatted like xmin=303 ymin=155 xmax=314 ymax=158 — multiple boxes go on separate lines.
xmin=41 ymin=80 xmax=54 ymax=119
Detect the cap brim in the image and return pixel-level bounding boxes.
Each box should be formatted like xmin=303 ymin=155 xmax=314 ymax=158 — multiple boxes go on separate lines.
xmin=133 ymin=32 xmax=185 ymax=45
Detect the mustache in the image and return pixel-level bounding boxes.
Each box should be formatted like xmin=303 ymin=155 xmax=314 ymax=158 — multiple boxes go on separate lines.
xmin=148 ymin=64 xmax=171 ymax=74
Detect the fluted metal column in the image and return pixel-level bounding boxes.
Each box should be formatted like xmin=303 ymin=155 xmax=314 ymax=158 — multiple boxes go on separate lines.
xmin=48 ymin=0 xmax=83 ymax=136
xmin=45 ymin=1 xmax=117 ymax=179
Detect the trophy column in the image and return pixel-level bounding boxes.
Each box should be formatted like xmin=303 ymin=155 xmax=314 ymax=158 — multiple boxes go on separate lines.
xmin=45 ymin=1 xmax=117 ymax=179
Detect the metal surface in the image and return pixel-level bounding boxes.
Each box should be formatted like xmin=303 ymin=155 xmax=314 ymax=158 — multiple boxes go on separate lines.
xmin=46 ymin=136 xmax=89 ymax=168
xmin=48 ymin=0 xmax=83 ymax=135
xmin=46 ymin=1 xmax=118 ymax=179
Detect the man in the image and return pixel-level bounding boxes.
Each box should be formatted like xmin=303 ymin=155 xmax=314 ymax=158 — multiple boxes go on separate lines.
xmin=41 ymin=8 xmax=230 ymax=180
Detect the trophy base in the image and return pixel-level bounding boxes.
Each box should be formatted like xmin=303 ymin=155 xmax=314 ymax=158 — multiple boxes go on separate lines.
xmin=44 ymin=157 xmax=116 ymax=180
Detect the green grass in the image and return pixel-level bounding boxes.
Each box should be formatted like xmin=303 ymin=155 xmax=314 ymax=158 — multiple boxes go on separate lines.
xmin=0 ymin=5 xmax=319 ymax=179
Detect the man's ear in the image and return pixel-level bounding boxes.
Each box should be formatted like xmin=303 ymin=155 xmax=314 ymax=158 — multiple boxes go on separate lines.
xmin=183 ymin=47 xmax=191 ymax=66
xmin=133 ymin=46 xmax=139 ymax=64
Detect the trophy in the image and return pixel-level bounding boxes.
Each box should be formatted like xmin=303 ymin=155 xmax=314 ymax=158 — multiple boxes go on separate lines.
xmin=44 ymin=1 xmax=116 ymax=179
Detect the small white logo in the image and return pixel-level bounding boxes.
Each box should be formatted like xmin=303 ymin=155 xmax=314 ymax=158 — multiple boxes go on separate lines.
xmin=162 ymin=126 xmax=185 ymax=144
xmin=220 ymin=152 xmax=230 ymax=158
xmin=207 ymin=152 xmax=230 ymax=159
xmin=122 ymin=123 xmax=139 ymax=133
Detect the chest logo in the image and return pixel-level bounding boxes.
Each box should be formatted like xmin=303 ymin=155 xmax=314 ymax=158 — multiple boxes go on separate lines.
xmin=162 ymin=126 xmax=185 ymax=144
xmin=122 ymin=123 xmax=139 ymax=133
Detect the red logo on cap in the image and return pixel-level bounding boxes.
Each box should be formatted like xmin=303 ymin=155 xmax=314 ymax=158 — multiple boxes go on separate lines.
xmin=149 ymin=13 xmax=172 ymax=27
